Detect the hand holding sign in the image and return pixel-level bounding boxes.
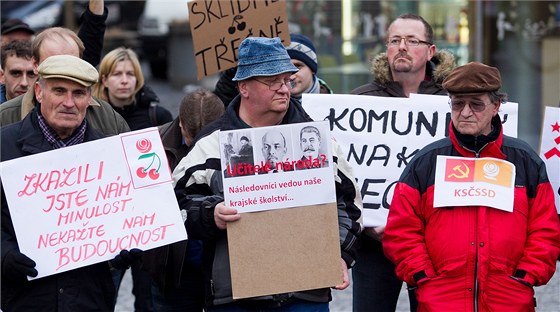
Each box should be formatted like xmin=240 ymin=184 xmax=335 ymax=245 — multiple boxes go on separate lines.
xmin=109 ymin=249 xmax=143 ymax=270
xmin=2 ymin=250 xmax=38 ymax=280
xmin=214 ymin=202 xmax=240 ymax=230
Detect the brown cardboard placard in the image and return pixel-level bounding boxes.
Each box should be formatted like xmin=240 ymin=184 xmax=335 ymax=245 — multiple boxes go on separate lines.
xmin=227 ymin=203 xmax=342 ymax=299
xmin=188 ymin=0 xmax=290 ymax=79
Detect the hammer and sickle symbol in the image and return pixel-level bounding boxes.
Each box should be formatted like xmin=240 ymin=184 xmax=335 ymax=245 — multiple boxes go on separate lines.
xmin=447 ymin=162 xmax=470 ymax=179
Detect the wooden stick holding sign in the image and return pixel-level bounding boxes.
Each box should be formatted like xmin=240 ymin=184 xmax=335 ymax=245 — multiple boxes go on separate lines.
xmin=188 ymin=0 xmax=290 ymax=79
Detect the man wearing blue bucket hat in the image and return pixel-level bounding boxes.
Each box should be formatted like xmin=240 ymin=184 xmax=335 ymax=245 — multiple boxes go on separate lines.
xmin=173 ymin=37 xmax=362 ymax=310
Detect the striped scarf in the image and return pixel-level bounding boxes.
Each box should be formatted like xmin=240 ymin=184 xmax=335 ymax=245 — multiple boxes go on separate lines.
xmin=37 ymin=110 xmax=87 ymax=149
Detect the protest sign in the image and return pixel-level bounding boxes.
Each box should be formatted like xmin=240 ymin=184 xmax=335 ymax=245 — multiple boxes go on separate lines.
xmin=219 ymin=121 xmax=335 ymax=213
xmin=433 ymin=156 xmax=515 ymax=212
xmin=222 ymin=121 xmax=341 ymax=299
xmin=302 ymin=93 xmax=518 ymax=226
xmin=188 ymin=0 xmax=290 ymax=79
xmin=539 ymin=106 xmax=560 ymax=213
xmin=0 ymin=128 xmax=187 ymax=279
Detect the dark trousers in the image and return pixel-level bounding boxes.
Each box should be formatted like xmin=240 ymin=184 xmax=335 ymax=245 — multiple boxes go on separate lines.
xmin=113 ymin=261 xmax=154 ymax=312
xmin=151 ymin=262 xmax=205 ymax=312
xmin=207 ymin=300 xmax=328 ymax=312
xmin=352 ymin=236 xmax=418 ymax=312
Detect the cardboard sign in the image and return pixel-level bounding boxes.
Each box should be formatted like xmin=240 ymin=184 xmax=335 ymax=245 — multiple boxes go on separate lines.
xmin=188 ymin=0 xmax=290 ymax=79
xmin=220 ymin=121 xmax=335 ymax=213
xmin=433 ymin=156 xmax=515 ymax=211
xmin=0 ymin=128 xmax=187 ymax=279
xmin=539 ymin=106 xmax=560 ymax=213
xmin=302 ymin=93 xmax=519 ymax=226
xmin=223 ymin=121 xmax=341 ymax=299
xmin=228 ymin=203 xmax=342 ymax=299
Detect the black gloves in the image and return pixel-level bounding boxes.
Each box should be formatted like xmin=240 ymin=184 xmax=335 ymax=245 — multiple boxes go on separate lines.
xmin=109 ymin=249 xmax=143 ymax=270
xmin=2 ymin=250 xmax=38 ymax=280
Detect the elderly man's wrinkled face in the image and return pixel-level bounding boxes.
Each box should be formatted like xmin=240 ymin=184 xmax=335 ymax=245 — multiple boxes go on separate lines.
xmin=450 ymin=93 xmax=499 ymax=137
xmin=35 ymin=78 xmax=91 ymax=139
xmin=262 ymin=131 xmax=287 ymax=168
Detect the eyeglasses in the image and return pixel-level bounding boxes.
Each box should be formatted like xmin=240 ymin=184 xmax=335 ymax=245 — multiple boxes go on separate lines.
xmin=253 ymin=78 xmax=296 ymax=91
xmin=386 ymin=37 xmax=432 ymax=47
xmin=449 ymin=99 xmax=495 ymax=112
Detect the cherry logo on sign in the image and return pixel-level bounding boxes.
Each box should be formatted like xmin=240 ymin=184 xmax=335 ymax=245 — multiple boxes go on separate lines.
xmin=135 ymin=138 xmax=161 ymax=180
xmin=228 ymin=15 xmax=246 ymax=34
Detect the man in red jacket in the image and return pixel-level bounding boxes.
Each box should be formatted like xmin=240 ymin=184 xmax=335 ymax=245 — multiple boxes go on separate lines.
xmin=383 ymin=62 xmax=560 ymax=312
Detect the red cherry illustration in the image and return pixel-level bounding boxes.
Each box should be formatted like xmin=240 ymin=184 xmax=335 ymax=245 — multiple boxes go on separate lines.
xmin=137 ymin=167 xmax=147 ymax=178
xmin=148 ymin=168 xmax=160 ymax=180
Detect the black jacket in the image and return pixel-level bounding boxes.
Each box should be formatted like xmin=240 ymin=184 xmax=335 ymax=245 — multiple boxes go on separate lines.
xmin=0 ymin=110 xmax=115 ymax=311
xmin=78 ymin=4 xmax=108 ymax=67
xmin=110 ymin=85 xmax=173 ymax=131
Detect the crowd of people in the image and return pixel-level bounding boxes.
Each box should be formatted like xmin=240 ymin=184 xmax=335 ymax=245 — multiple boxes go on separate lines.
xmin=1 ymin=1 xmax=559 ymax=311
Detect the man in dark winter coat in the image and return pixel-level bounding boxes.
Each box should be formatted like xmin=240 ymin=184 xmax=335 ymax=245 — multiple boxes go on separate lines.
xmin=173 ymin=37 xmax=362 ymax=310
xmin=350 ymin=13 xmax=456 ymax=312
xmin=0 ymin=55 xmax=141 ymax=311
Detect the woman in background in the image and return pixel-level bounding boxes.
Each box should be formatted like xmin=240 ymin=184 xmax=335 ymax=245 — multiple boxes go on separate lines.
xmin=94 ymin=47 xmax=172 ymax=131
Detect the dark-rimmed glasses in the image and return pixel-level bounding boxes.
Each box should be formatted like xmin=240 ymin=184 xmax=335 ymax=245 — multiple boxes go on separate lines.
xmin=449 ymin=99 xmax=495 ymax=112
xmin=386 ymin=37 xmax=432 ymax=47
xmin=253 ymin=78 xmax=296 ymax=91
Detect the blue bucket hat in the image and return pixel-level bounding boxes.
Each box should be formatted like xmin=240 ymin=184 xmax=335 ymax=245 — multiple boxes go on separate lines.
xmin=232 ymin=37 xmax=298 ymax=81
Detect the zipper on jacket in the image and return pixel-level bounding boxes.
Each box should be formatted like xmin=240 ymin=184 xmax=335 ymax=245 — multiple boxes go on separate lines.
xmin=461 ymin=142 xmax=489 ymax=159
xmin=474 ymin=253 xmax=479 ymax=312
xmin=461 ymin=140 xmax=489 ymax=312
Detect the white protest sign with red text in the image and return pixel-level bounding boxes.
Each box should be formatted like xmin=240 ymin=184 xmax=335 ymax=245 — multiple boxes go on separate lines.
xmin=539 ymin=106 xmax=560 ymax=213
xmin=302 ymin=93 xmax=519 ymax=226
xmin=220 ymin=121 xmax=336 ymax=213
xmin=433 ymin=156 xmax=515 ymax=212
xmin=0 ymin=128 xmax=187 ymax=279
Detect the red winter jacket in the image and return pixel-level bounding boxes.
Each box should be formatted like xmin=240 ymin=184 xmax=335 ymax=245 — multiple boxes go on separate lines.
xmin=383 ymin=117 xmax=560 ymax=312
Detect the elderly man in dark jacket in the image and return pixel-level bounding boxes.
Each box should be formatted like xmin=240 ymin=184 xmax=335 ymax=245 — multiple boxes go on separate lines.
xmin=0 ymin=55 xmax=140 ymax=311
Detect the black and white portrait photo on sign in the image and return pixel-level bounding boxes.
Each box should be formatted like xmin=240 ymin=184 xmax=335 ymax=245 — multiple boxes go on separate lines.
xmin=222 ymin=131 xmax=255 ymax=177
xmin=219 ymin=121 xmax=335 ymax=213
xmin=258 ymin=128 xmax=292 ymax=173
xmin=297 ymin=125 xmax=329 ymax=170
